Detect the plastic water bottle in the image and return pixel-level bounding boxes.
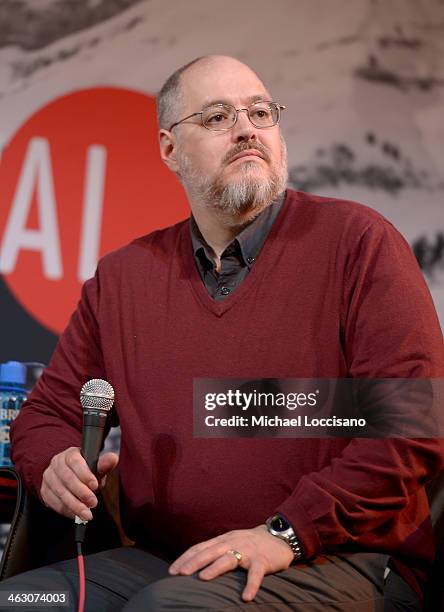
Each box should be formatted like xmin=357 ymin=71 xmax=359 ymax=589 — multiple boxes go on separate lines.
xmin=0 ymin=361 xmax=27 ymax=467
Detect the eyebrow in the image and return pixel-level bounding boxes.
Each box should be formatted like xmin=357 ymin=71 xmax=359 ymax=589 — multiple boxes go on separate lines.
xmin=202 ymin=94 xmax=272 ymax=108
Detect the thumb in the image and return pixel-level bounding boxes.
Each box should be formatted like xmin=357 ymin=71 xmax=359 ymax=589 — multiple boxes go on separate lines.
xmin=97 ymin=452 xmax=119 ymax=482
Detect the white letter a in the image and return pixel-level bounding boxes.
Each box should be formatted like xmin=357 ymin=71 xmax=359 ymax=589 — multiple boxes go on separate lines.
xmin=0 ymin=137 xmax=63 ymax=279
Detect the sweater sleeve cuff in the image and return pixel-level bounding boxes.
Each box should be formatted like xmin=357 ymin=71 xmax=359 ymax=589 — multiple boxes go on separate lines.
xmin=15 ymin=453 xmax=51 ymax=503
xmin=14 ymin=439 xmax=80 ymax=504
xmin=275 ymin=496 xmax=322 ymax=560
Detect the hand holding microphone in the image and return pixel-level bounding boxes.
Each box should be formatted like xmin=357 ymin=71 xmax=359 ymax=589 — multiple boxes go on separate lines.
xmin=40 ymin=379 xmax=117 ymax=522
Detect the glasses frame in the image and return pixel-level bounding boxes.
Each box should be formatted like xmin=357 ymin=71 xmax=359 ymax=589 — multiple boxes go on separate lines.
xmin=168 ymin=101 xmax=286 ymax=132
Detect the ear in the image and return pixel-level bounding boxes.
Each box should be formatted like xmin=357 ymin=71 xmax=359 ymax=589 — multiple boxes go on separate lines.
xmin=159 ymin=129 xmax=179 ymax=173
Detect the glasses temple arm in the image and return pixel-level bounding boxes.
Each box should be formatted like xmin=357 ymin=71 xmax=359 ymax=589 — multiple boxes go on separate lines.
xmin=168 ymin=111 xmax=203 ymax=131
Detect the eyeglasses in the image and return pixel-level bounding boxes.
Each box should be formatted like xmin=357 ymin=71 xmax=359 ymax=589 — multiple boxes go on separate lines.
xmin=168 ymin=101 xmax=286 ymax=132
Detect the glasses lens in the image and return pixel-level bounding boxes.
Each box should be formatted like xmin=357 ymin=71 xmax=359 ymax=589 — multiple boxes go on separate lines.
xmin=202 ymin=105 xmax=236 ymax=130
xmin=249 ymin=102 xmax=279 ymax=127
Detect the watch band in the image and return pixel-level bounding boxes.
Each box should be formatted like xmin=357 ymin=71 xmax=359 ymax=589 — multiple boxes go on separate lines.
xmin=285 ymin=531 xmax=303 ymax=560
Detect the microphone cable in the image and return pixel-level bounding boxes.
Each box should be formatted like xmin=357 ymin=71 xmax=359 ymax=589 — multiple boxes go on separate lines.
xmin=75 ymin=517 xmax=88 ymax=612
xmin=76 ymin=541 xmax=86 ymax=612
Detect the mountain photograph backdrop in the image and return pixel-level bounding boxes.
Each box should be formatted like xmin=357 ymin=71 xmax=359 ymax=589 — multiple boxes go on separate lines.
xmin=0 ymin=0 xmax=443 ymax=362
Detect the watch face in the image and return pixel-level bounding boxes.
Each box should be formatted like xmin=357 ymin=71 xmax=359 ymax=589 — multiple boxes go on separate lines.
xmin=271 ymin=514 xmax=290 ymax=533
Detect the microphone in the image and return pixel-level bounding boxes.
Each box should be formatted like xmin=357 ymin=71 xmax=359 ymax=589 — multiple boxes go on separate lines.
xmin=79 ymin=378 xmax=115 ymax=475
xmin=75 ymin=378 xmax=115 ymax=541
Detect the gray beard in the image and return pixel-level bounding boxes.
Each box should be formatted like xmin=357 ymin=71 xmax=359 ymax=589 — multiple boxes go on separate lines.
xmin=177 ymin=142 xmax=288 ymax=220
xmin=204 ymin=161 xmax=286 ymax=216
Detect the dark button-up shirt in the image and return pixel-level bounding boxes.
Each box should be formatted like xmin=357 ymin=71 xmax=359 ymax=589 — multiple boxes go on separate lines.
xmin=190 ymin=193 xmax=285 ymax=300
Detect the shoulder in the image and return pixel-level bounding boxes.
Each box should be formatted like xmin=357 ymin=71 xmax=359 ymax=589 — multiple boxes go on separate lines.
xmin=96 ymin=217 xmax=189 ymax=274
xmin=283 ymin=188 xmax=405 ymax=246
xmin=285 ymin=188 xmax=388 ymax=228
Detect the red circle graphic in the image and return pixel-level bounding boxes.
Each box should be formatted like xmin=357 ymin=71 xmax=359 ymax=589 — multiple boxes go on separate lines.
xmin=0 ymin=88 xmax=188 ymax=334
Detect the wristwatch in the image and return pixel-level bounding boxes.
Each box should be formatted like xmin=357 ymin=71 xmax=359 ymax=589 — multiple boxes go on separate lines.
xmin=266 ymin=513 xmax=304 ymax=560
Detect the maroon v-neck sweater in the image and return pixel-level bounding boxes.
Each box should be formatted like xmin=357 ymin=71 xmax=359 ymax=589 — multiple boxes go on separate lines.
xmin=11 ymin=190 xmax=444 ymax=595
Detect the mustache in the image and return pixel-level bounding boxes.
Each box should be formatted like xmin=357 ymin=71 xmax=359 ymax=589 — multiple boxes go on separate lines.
xmin=224 ymin=141 xmax=271 ymax=165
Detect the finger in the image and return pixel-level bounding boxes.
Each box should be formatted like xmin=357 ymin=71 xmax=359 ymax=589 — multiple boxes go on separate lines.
xmin=242 ymin=562 xmax=265 ymax=602
xmin=43 ymin=472 xmax=94 ymax=521
xmin=198 ymin=551 xmax=241 ymax=580
xmin=169 ymin=531 xmax=242 ymax=574
xmin=169 ymin=539 xmax=222 ymax=574
xmin=45 ymin=459 xmax=98 ymax=508
xmin=63 ymin=447 xmax=99 ymax=489
xmin=41 ymin=486 xmax=76 ymax=519
xmin=97 ymin=452 xmax=119 ymax=479
xmin=170 ymin=540 xmax=227 ymax=575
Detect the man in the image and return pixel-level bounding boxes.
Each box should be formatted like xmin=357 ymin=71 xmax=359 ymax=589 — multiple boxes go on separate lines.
xmin=6 ymin=55 xmax=444 ymax=610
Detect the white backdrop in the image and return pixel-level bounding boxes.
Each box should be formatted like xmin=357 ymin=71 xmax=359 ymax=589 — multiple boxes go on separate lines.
xmin=0 ymin=0 xmax=443 ymax=330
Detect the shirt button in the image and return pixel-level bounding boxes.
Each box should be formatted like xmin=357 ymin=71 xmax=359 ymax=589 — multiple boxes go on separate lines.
xmin=247 ymin=256 xmax=255 ymax=264
xmin=220 ymin=286 xmax=231 ymax=295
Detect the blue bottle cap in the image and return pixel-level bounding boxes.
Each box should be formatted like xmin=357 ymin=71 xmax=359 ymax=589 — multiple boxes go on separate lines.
xmin=0 ymin=361 xmax=26 ymax=385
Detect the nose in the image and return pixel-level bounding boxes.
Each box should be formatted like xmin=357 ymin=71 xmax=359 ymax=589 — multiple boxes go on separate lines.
xmin=230 ymin=109 xmax=258 ymax=143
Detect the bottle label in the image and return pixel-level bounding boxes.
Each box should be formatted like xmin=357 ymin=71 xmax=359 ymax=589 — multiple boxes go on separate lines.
xmin=0 ymin=407 xmax=20 ymax=420
xmin=0 ymin=425 xmax=10 ymax=443
xmin=0 ymin=392 xmax=26 ymax=465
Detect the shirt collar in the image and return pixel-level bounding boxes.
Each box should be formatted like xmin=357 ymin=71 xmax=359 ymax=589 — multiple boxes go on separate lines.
xmin=190 ymin=191 xmax=285 ymax=270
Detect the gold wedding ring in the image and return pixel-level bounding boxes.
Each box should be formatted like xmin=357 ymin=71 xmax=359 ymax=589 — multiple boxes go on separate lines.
xmin=227 ymin=549 xmax=243 ymax=564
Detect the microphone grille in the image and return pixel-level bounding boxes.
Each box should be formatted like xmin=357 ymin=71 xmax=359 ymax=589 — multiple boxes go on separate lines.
xmin=80 ymin=378 xmax=115 ymax=411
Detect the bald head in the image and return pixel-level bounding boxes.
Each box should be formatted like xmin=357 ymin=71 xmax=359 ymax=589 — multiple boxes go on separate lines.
xmin=156 ymin=55 xmax=269 ymax=131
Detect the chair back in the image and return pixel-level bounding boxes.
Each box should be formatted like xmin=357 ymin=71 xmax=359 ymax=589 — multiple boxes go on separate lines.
xmin=0 ymin=467 xmax=124 ymax=581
